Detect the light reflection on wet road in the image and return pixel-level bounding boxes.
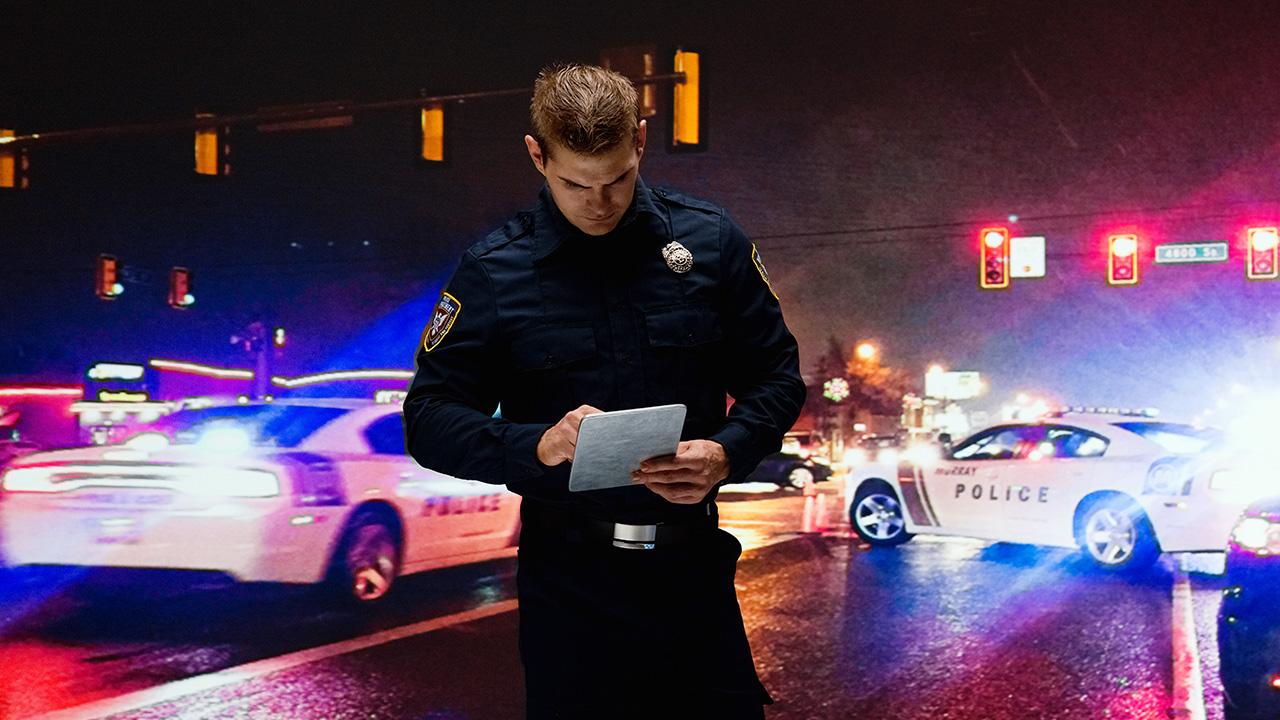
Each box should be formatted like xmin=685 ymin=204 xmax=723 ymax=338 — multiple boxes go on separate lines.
xmin=0 ymin=488 xmax=1230 ymax=719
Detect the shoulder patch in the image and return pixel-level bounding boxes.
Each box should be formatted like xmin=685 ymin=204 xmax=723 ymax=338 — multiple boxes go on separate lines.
xmin=751 ymin=244 xmax=779 ymax=300
xmin=422 ymin=292 xmax=462 ymax=352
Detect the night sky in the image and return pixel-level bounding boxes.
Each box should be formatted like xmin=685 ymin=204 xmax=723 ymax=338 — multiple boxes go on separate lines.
xmin=5 ymin=0 xmax=1280 ymax=424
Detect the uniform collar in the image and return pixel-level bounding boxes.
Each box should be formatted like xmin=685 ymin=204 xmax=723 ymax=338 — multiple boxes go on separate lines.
xmin=531 ymin=176 xmax=669 ymax=262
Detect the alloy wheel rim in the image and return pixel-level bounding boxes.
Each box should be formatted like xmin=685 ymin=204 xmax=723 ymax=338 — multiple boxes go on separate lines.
xmin=855 ymin=494 xmax=904 ymax=540
xmin=1085 ymin=508 xmax=1135 ymax=565
xmin=348 ymin=525 xmax=396 ymax=601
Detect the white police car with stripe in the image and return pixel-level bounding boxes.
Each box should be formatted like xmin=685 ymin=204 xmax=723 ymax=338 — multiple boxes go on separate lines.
xmin=844 ymin=410 xmax=1253 ymax=571
xmin=0 ymin=398 xmax=520 ymax=603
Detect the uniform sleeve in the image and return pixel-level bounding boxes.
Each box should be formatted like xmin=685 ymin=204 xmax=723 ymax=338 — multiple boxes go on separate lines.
xmin=402 ymin=250 xmax=549 ymax=487
xmin=706 ymin=213 xmax=808 ymax=483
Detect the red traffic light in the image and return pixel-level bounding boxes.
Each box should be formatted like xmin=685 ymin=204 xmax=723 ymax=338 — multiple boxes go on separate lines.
xmin=168 ymin=267 xmax=194 ymax=308
xmin=1107 ymin=234 xmax=1141 ymax=287
xmin=978 ymin=227 xmax=1010 ymax=291
xmin=95 ymin=254 xmax=121 ymax=300
xmin=1247 ymin=227 xmax=1279 ymax=281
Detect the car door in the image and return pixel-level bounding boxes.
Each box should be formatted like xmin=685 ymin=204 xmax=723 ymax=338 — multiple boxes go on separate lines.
xmin=1002 ymin=425 xmax=1110 ymax=545
xmin=919 ymin=426 xmax=1033 ymax=539
xmin=361 ymin=413 xmax=513 ymax=564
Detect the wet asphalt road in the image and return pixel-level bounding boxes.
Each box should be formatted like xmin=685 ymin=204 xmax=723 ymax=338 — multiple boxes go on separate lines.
xmin=0 ymin=486 xmax=1231 ymax=719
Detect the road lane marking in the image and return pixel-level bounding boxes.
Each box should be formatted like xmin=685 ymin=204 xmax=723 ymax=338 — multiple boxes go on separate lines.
xmin=1170 ymin=567 xmax=1207 ymax=720
xmin=33 ymin=599 xmax=520 ymax=720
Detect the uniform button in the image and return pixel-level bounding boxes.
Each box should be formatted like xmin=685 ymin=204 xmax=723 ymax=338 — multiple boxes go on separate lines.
xmin=621 ymin=354 xmax=632 ymax=364
xmin=655 ymin=188 xmax=667 ymax=197
xmin=613 ymin=299 xmax=624 ymax=309
xmin=546 ymin=355 xmax=556 ymax=367
xmin=685 ymin=331 xmax=695 ymax=341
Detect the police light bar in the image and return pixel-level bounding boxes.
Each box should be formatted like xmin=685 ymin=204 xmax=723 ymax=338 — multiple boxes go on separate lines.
xmin=1044 ymin=406 xmax=1159 ymax=418
xmin=375 ymin=390 xmax=408 ymax=405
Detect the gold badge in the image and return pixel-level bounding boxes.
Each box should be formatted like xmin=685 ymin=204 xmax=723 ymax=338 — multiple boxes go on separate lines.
xmin=662 ymin=241 xmax=693 ymax=273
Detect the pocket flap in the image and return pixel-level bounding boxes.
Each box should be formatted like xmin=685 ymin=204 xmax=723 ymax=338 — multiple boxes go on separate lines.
xmin=644 ymin=303 xmax=723 ymax=347
xmin=511 ymin=326 xmax=597 ymax=371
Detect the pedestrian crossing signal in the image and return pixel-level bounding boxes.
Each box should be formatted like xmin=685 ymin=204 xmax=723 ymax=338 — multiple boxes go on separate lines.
xmin=978 ymin=227 xmax=1010 ymax=291
xmin=1107 ymin=234 xmax=1141 ymax=287
xmin=1247 ymin=227 xmax=1279 ymax=281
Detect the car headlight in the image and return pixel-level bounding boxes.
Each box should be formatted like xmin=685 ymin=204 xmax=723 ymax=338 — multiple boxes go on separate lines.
xmin=2 ymin=466 xmax=60 ymax=492
xmin=1231 ymin=516 xmax=1280 ymax=555
xmin=877 ymin=449 xmax=900 ymax=466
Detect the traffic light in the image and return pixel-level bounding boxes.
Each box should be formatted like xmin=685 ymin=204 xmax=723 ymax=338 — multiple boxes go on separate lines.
xmin=672 ymin=49 xmax=701 ymax=149
xmin=1247 ymin=227 xmax=1279 ymax=281
xmin=168 ymin=267 xmax=194 ymax=308
xmin=95 ymin=255 xmax=122 ymax=300
xmin=273 ymin=326 xmax=286 ymax=348
xmin=978 ymin=227 xmax=1010 ymax=291
xmin=1106 ymin=234 xmax=1141 ymax=286
xmin=420 ymin=103 xmax=445 ymax=163
xmin=194 ymin=114 xmax=230 ymax=176
xmin=0 ymin=130 xmax=28 ymax=190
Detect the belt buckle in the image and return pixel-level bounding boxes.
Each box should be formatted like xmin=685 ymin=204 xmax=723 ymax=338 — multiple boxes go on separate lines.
xmin=612 ymin=522 xmax=658 ymax=550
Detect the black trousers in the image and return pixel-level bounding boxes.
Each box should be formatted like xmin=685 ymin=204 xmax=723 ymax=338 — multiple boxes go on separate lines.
xmin=516 ymin=502 xmax=771 ymax=720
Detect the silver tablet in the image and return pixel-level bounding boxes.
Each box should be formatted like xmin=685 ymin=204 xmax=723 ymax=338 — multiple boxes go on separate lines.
xmin=567 ymin=404 xmax=687 ymax=492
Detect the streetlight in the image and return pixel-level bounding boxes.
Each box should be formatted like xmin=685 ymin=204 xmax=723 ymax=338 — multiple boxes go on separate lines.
xmin=856 ymin=343 xmax=878 ymax=361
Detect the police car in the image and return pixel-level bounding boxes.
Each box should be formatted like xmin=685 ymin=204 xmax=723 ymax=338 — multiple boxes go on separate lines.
xmin=0 ymin=398 xmax=521 ymax=604
xmin=844 ymin=410 xmax=1254 ymax=571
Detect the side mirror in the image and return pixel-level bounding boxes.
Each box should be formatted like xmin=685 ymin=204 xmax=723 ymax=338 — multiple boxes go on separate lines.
xmin=937 ymin=433 xmax=953 ymax=456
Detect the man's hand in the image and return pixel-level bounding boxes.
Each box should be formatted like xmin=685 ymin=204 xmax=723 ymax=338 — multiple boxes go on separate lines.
xmin=536 ymin=405 xmax=602 ymax=466
xmin=633 ymin=440 xmax=730 ymax=504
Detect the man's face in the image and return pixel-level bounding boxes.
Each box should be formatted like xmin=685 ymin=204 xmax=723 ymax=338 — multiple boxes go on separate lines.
xmin=525 ymin=120 xmax=646 ymax=237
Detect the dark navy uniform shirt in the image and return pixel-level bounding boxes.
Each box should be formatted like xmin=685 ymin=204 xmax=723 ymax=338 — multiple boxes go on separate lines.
xmin=403 ymin=177 xmax=806 ymax=525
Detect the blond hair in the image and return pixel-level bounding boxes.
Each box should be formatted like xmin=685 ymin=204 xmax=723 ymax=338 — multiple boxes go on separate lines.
xmin=530 ymin=64 xmax=640 ymax=157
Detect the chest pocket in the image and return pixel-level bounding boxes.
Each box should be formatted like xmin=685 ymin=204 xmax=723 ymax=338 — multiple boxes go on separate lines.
xmin=510 ymin=325 xmax=597 ymax=371
xmin=643 ymin=303 xmax=723 ymax=347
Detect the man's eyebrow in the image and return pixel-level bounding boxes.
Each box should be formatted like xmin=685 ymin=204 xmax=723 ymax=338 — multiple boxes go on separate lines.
xmin=557 ymin=168 xmax=631 ymax=188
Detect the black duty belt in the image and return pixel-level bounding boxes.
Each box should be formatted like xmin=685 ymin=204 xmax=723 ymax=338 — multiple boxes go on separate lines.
xmin=522 ymin=500 xmax=718 ymax=550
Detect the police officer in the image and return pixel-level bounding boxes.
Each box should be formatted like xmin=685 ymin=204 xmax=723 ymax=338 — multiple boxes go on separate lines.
xmin=404 ymin=64 xmax=805 ymax=719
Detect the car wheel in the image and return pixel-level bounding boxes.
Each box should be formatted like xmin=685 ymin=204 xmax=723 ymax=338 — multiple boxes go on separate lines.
xmin=850 ymin=481 xmax=913 ymax=547
xmin=1076 ymin=498 xmax=1159 ymax=571
xmin=784 ymin=466 xmax=814 ymax=489
xmin=329 ymin=512 xmax=400 ymax=605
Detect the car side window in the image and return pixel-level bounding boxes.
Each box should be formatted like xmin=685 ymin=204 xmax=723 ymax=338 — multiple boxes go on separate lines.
xmin=1044 ymin=426 xmax=1109 ymax=458
xmin=364 ymin=414 xmax=407 ymax=455
xmin=951 ymin=426 xmax=1044 ymax=460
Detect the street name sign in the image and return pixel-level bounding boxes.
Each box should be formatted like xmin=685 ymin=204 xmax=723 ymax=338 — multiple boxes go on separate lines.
xmin=1154 ymin=241 xmax=1228 ymax=265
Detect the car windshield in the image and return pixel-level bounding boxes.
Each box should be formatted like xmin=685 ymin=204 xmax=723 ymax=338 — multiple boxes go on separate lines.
xmin=168 ymin=405 xmax=348 ymax=449
xmin=1111 ymin=421 xmax=1221 ymax=455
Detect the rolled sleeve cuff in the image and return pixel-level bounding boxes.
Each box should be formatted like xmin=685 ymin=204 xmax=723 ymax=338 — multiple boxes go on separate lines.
xmin=708 ymin=422 xmax=755 ymax=484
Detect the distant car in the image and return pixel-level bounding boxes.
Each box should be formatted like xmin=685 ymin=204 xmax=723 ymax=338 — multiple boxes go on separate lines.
xmin=1219 ymin=497 xmax=1280 ymax=719
xmin=0 ymin=400 xmax=521 ymax=604
xmin=743 ymin=451 xmax=832 ymax=489
xmin=842 ymin=411 xmax=1259 ymax=571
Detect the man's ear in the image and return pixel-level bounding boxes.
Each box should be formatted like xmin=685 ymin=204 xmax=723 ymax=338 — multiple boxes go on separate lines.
xmin=636 ymin=119 xmax=647 ymax=158
xmin=525 ymin=135 xmax=547 ymax=176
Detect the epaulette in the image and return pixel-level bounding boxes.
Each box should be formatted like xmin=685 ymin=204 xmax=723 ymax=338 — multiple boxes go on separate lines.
xmin=471 ymin=211 xmax=534 ymax=258
xmin=650 ymin=186 xmax=722 ymax=215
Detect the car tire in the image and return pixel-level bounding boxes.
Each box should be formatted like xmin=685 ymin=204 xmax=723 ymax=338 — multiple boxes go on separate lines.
xmin=1075 ymin=497 xmax=1160 ymax=571
xmin=784 ymin=466 xmax=814 ymax=490
xmin=850 ymin=481 xmax=914 ymax=547
xmin=326 ymin=511 xmax=401 ymax=606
